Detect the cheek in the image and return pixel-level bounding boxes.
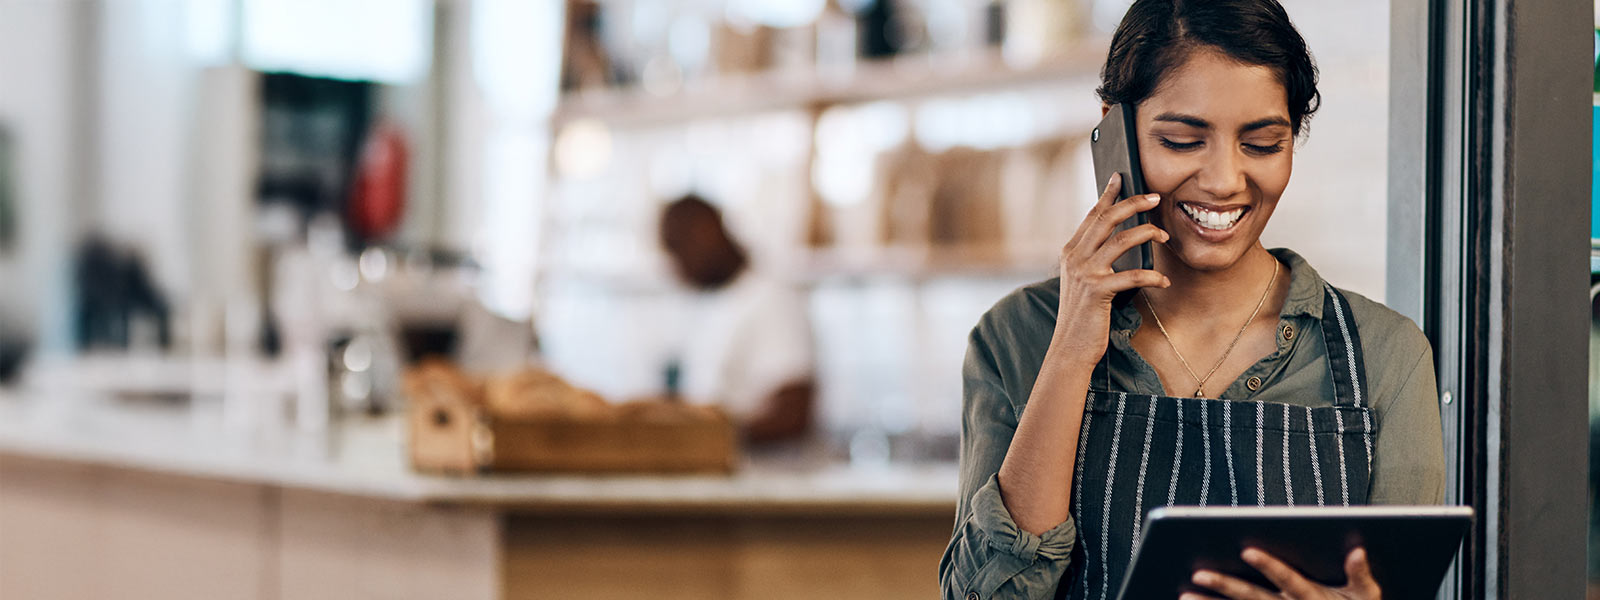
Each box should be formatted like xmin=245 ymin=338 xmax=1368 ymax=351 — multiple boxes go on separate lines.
xmin=1246 ymin=155 xmax=1293 ymax=205
xmin=1136 ymin=153 xmax=1195 ymax=196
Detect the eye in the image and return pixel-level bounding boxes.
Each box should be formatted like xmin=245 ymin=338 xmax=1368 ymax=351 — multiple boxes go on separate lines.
xmin=1243 ymin=142 xmax=1286 ymax=155
xmin=1158 ymin=138 xmax=1203 ymax=151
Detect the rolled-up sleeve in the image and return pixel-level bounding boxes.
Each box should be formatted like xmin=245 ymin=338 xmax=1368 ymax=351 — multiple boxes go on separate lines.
xmin=939 ymin=323 xmax=1077 ymax=599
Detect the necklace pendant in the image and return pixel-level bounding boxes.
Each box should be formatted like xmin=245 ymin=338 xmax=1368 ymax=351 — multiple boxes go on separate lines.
xmin=1193 ymin=386 xmax=1205 ymax=397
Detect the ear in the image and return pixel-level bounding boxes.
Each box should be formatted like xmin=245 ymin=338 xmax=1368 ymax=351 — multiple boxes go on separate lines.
xmin=1101 ymin=103 xmax=1112 ymax=117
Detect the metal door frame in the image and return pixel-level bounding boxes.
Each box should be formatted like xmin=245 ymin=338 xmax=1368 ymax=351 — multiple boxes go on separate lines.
xmin=1389 ymin=0 xmax=1591 ymax=597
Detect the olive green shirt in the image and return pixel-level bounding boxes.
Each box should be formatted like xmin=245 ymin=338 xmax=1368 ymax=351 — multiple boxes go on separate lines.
xmin=939 ymin=249 xmax=1445 ymax=600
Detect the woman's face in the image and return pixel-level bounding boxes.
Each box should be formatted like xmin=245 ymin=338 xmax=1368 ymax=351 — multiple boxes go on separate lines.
xmin=1135 ymin=47 xmax=1295 ymax=273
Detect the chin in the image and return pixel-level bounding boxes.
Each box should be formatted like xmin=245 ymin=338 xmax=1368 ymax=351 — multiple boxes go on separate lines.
xmin=1151 ymin=222 xmax=1249 ymax=272
xmin=1161 ymin=242 xmax=1251 ymax=273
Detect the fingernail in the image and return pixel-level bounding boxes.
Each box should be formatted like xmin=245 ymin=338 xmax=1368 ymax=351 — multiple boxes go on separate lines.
xmin=1111 ymin=173 xmax=1121 ymax=183
xmin=1192 ymin=571 xmax=1214 ymax=585
xmin=1146 ymin=194 xmax=1161 ymax=203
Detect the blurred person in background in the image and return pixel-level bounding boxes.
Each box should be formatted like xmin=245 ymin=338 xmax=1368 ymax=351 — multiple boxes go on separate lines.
xmin=658 ymin=193 xmax=815 ymax=444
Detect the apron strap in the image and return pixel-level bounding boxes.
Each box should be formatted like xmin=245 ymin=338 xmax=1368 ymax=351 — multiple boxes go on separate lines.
xmin=1320 ymin=284 xmax=1369 ymax=408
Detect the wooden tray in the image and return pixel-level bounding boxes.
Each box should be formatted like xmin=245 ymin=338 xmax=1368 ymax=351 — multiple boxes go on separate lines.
xmin=481 ymin=416 xmax=736 ymax=474
xmin=406 ymin=365 xmax=737 ymax=475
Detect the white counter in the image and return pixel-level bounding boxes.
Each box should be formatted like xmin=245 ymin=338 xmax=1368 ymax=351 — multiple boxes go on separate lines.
xmin=0 ymin=393 xmax=959 ymax=515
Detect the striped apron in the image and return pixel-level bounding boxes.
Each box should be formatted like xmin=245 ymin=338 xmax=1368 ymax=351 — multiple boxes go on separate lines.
xmin=1060 ymin=284 xmax=1377 ymax=600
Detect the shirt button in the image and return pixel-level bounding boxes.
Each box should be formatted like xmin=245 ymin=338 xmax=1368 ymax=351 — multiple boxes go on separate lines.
xmin=965 ymin=592 xmax=980 ymax=600
xmin=1247 ymin=376 xmax=1263 ymax=391
xmin=1282 ymin=324 xmax=1296 ymax=341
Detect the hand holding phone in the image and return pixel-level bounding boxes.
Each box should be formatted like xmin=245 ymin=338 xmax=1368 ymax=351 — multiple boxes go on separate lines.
xmin=1046 ymin=122 xmax=1168 ymax=368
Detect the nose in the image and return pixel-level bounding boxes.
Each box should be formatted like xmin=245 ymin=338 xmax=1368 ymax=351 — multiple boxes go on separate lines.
xmin=1195 ymin=146 xmax=1249 ymax=200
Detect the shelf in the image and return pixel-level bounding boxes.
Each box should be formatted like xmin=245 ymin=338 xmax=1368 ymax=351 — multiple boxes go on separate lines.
xmin=531 ymin=244 xmax=1058 ymax=293
xmin=551 ymin=41 xmax=1108 ymax=129
xmin=794 ymin=243 xmax=1058 ymax=283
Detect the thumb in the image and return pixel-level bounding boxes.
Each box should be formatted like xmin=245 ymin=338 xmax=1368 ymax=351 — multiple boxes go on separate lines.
xmin=1344 ymin=547 xmax=1381 ymax=595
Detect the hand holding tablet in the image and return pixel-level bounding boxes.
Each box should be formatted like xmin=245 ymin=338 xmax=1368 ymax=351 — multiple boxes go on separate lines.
xmin=1184 ymin=547 xmax=1381 ymax=600
xmin=1116 ymin=506 xmax=1473 ymax=600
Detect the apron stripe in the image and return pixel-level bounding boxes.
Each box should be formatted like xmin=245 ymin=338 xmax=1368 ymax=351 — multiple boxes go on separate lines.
xmin=1075 ymin=393 xmax=1095 ymax=600
xmin=1364 ymin=430 xmax=1373 ymax=477
xmin=1224 ymin=400 xmax=1239 ymax=506
xmin=1199 ymin=400 xmax=1212 ymax=507
xmin=1130 ymin=395 xmax=1156 ymax=560
xmin=1307 ymin=408 xmax=1325 ymax=506
xmin=1256 ymin=402 xmax=1266 ymax=506
xmin=1167 ymin=397 xmax=1184 ymax=507
xmin=1099 ymin=394 xmax=1128 ymax=600
xmin=1334 ymin=409 xmax=1350 ymax=505
xmin=1281 ymin=405 xmax=1294 ymax=506
xmin=1075 ymin=393 xmax=1095 ymax=502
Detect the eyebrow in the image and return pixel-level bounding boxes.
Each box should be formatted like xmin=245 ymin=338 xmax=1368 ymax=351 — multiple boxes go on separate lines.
xmin=1152 ymin=112 xmax=1292 ymax=133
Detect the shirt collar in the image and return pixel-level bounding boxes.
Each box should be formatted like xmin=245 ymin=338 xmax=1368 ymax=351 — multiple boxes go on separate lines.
xmin=1110 ymin=247 xmax=1327 ymax=335
xmin=1272 ymin=248 xmax=1326 ymax=320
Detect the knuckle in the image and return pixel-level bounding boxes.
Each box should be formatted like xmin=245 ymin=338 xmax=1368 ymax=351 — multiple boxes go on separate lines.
xmin=1103 ymin=230 xmax=1126 ymax=247
xmin=1058 ymin=262 xmax=1083 ymax=279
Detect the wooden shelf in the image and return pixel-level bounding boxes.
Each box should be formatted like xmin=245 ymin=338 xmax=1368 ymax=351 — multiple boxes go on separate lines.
xmin=552 ymin=41 xmax=1108 ymax=129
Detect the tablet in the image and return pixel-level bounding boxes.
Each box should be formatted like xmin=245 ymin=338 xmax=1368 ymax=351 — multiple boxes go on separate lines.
xmin=1116 ymin=505 xmax=1473 ymax=600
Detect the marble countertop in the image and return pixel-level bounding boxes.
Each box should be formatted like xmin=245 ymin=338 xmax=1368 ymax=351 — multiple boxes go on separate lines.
xmin=0 ymin=392 xmax=959 ymax=515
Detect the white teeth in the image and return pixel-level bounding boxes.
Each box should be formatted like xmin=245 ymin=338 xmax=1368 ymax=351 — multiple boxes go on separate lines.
xmin=1180 ymin=203 xmax=1246 ymax=231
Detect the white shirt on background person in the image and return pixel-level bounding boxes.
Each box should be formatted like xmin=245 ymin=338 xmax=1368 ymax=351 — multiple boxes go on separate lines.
xmin=678 ymin=271 xmax=814 ymax=422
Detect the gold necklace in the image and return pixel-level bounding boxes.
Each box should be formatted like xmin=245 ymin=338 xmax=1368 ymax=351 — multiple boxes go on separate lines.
xmin=1141 ymin=260 xmax=1279 ymax=398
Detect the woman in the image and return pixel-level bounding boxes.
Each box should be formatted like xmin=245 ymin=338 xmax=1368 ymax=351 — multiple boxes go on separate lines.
xmin=939 ymin=1 xmax=1445 ymax=599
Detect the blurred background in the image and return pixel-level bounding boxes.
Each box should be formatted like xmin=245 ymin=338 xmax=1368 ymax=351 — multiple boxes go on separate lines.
xmin=0 ymin=1 xmax=1391 ymax=598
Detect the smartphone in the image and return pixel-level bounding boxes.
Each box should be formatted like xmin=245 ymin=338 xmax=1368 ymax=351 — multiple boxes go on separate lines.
xmin=1090 ymin=103 xmax=1155 ymax=272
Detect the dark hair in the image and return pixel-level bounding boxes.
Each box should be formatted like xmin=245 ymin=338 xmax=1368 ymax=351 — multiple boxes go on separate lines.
xmin=1097 ymin=0 xmax=1320 ymax=136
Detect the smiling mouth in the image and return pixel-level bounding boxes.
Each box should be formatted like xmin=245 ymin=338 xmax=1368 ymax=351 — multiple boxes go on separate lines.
xmin=1179 ymin=202 xmax=1249 ymax=231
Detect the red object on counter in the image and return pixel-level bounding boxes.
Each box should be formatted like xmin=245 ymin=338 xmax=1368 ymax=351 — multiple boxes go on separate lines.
xmin=348 ymin=121 xmax=408 ymax=240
